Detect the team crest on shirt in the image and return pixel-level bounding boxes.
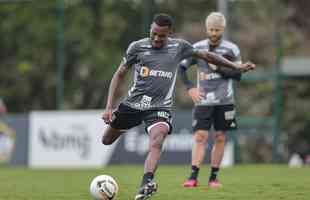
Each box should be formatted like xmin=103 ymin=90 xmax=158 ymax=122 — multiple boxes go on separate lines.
xmin=141 ymin=95 xmax=152 ymax=109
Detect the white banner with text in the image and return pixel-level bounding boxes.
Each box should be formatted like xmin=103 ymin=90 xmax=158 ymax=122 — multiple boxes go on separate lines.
xmin=29 ymin=111 xmax=117 ymax=168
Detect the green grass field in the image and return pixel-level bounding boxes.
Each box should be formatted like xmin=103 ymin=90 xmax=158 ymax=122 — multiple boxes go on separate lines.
xmin=0 ymin=164 xmax=309 ymax=200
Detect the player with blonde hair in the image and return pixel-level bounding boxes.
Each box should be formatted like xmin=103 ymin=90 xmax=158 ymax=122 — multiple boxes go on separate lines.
xmin=181 ymin=12 xmax=255 ymax=189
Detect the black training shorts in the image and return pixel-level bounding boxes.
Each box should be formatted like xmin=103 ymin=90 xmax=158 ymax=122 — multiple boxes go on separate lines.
xmin=192 ymin=104 xmax=237 ymax=132
xmin=110 ymin=103 xmax=172 ymax=134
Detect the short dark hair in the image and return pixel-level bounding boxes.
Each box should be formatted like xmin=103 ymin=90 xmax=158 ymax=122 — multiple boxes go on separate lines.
xmin=153 ymin=13 xmax=173 ymax=28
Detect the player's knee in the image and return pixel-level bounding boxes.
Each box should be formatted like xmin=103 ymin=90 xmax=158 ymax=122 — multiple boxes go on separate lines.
xmin=101 ymin=137 xmax=112 ymax=145
xmin=101 ymin=127 xmax=123 ymax=145
xmin=150 ymin=133 xmax=166 ymax=150
xmin=214 ymin=133 xmax=226 ymax=143
xmin=194 ymin=131 xmax=208 ymax=144
xmin=150 ymin=140 xmax=161 ymax=150
xmin=101 ymin=134 xmax=116 ymax=145
xmin=148 ymin=124 xmax=169 ymax=149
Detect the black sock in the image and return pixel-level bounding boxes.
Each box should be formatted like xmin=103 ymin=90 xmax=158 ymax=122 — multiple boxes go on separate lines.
xmin=209 ymin=167 xmax=219 ymax=181
xmin=189 ymin=165 xmax=199 ymax=180
xmin=141 ymin=172 xmax=154 ymax=186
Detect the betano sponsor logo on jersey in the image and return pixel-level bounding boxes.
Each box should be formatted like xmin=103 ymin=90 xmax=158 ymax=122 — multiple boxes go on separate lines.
xmin=199 ymin=72 xmax=222 ymax=80
xmin=140 ymin=66 xmax=173 ymax=79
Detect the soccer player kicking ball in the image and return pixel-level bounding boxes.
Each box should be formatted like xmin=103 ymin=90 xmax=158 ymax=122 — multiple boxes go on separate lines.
xmin=180 ymin=12 xmax=255 ymax=189
xmin=101 ymin=13 xmax=255 ymax=200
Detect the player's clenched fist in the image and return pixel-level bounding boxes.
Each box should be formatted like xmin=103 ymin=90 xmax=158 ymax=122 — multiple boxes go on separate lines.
xmin=188 ymin=88 xmax=204 ymax=104
xmin=239 ymin=61 xmax=256 ymax=72
xmin=102 ymin=108 xmax=113 ymax=124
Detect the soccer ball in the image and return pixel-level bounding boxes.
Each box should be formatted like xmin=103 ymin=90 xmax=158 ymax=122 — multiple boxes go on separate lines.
xmin=89 ymin=175 xmax=119 ymax=200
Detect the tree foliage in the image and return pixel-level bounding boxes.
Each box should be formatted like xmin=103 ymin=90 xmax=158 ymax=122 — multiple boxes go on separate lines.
xmin=0 ymin=0 xmax=309 ymax=161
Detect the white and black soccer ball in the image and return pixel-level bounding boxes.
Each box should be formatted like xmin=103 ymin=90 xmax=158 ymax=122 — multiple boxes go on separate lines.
xmin=89 ymin=175 xmax=119 ymax=200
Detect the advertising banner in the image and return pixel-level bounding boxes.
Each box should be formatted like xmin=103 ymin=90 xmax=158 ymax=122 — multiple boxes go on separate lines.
xmin=28 ymin=110 xmax=234 ymax=167
xmin=0 ymin=115 xmax=28 ymax=166
xmin=29 ymin=111 xmax=118 ymax=168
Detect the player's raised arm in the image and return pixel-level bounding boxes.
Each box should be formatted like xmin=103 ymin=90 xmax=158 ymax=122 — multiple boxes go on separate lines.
xmin=193 ymin=49 xmax=255 ymax=72
xmin=102 ymin=61 xmax=129 ymax=124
